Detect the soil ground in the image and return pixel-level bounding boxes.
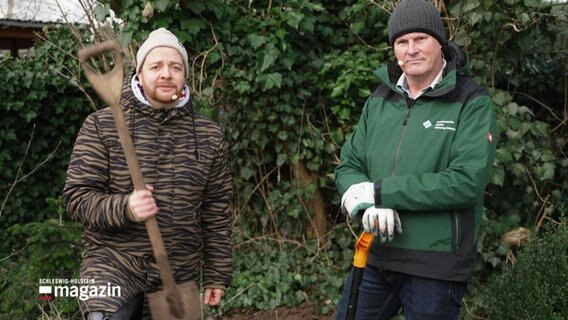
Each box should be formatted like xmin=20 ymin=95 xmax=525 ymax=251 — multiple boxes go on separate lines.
xmin=213 ymin=302 xmax=336 ymax=320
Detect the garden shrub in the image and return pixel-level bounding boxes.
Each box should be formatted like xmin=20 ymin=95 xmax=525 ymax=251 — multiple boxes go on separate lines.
xmin=481 ymin=219 xmax=568 ymax=319
xmin=0 ymin=197 xmax=84 ymax=319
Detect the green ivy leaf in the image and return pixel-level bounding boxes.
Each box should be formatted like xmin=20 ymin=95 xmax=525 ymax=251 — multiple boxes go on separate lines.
xmin=510 ymin=163 xmax=526 ymax=177
xmin=350 ymin=21 xmax=365 ymax=34
xmin=536 ymin=162 xmax=555 ymax=181
xmin=300 ymin=16 xmax=316 ymax=33
xmin=492 ymin=90 xmax=509 ymax=106
xmin=240 ymin=167 xmax=254 ymax=180
xmin=277 ymin=154 xmax=287 ymax=167
xmin=491 ymin=165 xmax=505 ymax=186
xmin=505 ymin=129 xmax=522 ymax=141
xmin=119 ymin=31 xmax=133 ymax=46
xmin=285 ymin=11 xmax=304 ymax=29
xmin=93 ymin=2 xmax=110 ymax=21
xmin=234 ymin=81 xmax=251 ymax=94
xmin=154 ymin=0 xmax=170 ymax=12
xmin=260 ymin=48 xmax=280 ymax=72
xmin=524 ymin=0 xmax=541 ymax=8
xmin=495 ymin=147 xmax=513 ymax=163
xmin=181 ymin=18 xmax=205 ymax=35
xmin=506 ymin=102 xmax=520 ymax=116
xmin=248 ymin=34 xmax=267 ymax=50
xmin=260 ymin=73 xmax=283 ymax=91
xmin=281 ymin=52 xmax=297 ymax=70
xmin=331 ymin=86 xmax=343 ymax=98
xmin=188 ymin=1 xmax=206 ymax=14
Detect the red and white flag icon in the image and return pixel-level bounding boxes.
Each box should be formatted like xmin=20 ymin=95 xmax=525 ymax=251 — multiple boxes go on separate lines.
xmin=38 ymin=286 xmax=53 ymax=301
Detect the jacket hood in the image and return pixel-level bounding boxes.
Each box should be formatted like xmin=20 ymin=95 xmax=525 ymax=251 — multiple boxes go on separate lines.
xmin=118 ymin=70 xmax=201 ymax=161
xmin=119 ymin=70 xmax=193 ymax=123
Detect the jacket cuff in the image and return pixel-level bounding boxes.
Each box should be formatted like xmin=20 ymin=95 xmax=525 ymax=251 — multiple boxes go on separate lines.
xmin=374 ymin=179 xmax=382 ymax=207
xmin=124 ymin=200 xmax=142 ymax=223
xmin=204 ymin=284 xmax=227 ymax=290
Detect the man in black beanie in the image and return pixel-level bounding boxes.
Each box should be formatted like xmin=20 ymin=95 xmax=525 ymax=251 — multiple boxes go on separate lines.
xmin=335 ymin=0 xmax=497 ymax=319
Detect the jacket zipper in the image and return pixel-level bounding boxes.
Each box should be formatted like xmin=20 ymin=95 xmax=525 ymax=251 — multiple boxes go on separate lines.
xmin=391 ymin=97 xmax=415 ymax=176
xmin=402 ymin=107 xmax=412 ymax=126
xmin=382 ymin=96 xmax=415 ymax=271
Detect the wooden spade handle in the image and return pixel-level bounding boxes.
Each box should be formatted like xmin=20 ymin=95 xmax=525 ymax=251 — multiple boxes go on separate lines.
xmin=78 ymin=40 xmax=185 ymax=318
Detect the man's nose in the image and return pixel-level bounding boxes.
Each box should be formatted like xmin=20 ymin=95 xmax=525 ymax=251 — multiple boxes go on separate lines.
xmin=407 ymin=41 xmax=418 ymax=54
xmin=159 ymin=67 xmax=172 ymax=78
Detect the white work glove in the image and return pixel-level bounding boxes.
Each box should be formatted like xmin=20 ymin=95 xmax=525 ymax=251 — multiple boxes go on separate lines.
xmin=341 ymin=182 xmax=374 ymax=218
xmin=361 ymin=207 xmax=402 ymax=242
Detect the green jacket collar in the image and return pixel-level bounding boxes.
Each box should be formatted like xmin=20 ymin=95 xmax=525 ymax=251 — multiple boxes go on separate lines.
xmin=374 ymin=41 xmax=471 ymax=98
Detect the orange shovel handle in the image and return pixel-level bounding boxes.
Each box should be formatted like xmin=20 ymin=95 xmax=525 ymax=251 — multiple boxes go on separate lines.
xmin=353 ymin=231 xmax=374 ymax=268
xmin=345 ymin=231 xmax=374 ymax=320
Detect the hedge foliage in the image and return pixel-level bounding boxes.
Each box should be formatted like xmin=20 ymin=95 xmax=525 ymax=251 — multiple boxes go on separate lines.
xmin=481 ymin=219 xmax=568 ymax=319
xmin=0 ymin=27 xmax=91 ymax=244
xmin=0 ymin=0 xmax=567 ymax=318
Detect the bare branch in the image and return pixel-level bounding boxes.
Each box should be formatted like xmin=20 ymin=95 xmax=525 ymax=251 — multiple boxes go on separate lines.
xmin=0 ymin=125 xmax=62 ymax=217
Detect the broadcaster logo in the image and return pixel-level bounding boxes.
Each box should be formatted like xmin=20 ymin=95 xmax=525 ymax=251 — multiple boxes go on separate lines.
xmin=38 ymin=278 xmax=121 ymax=301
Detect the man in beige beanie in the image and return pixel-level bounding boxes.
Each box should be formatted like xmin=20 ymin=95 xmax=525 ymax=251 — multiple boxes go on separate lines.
xmin=65 ymin=27 xmax=233 ymax=319
xmin=133 ymin=27 xmax=191 ymax=109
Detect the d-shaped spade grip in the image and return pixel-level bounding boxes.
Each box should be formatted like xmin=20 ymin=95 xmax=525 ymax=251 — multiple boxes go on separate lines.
xmin=78 ymin=40 xmax=124 ymax=107
xmin=353 ymin=231 xmax=374 ymax=268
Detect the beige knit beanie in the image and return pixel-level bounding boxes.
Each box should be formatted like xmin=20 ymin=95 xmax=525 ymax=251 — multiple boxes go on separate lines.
xmin=136 ymin=28 xmax=189 ymax=78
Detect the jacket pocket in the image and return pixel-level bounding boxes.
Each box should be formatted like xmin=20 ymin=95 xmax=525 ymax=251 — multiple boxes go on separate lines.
xmin=451 ymin=210 xmax=462 ymax=261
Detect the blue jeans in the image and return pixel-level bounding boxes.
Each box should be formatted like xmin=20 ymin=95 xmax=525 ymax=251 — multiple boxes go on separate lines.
xmin=335 ymin=265 xmax=466 ymax=320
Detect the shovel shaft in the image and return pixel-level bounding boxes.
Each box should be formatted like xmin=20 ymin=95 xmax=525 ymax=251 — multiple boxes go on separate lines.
xmin=345 ymin=232 xmax=374 ymax=320
xmin=109 ymin=101 xmax=184 ymax=318
xmin=345 ymin=266 xmax=364 ymax=320
xmin=79 ymin=40 xmax=185 ymax=319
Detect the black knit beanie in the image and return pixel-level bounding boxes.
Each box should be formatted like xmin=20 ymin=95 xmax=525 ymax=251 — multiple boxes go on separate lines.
xmin=388 ymin=0 xmax=446 ymax=46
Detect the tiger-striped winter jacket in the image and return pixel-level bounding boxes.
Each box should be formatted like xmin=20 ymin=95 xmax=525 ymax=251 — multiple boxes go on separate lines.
xmin=63 ymin=71 xmax=233 ymax=312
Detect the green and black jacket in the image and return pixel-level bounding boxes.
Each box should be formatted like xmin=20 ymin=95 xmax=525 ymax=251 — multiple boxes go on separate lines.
xmin=335 ymin=45 xmax=497 ymax=282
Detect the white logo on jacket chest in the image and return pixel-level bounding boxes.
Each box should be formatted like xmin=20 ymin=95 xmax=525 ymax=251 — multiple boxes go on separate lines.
xmin=423 ymin=120 xmax=456 ymax=131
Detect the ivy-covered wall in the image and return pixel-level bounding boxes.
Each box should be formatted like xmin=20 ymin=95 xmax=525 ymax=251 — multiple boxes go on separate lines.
xmin=0 ymin=0 xmax=566 ymax=318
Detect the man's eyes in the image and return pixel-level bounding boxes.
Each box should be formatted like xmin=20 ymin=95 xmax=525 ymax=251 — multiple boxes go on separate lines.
xmin=148 ymin=65 xmax=182 ymax=71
